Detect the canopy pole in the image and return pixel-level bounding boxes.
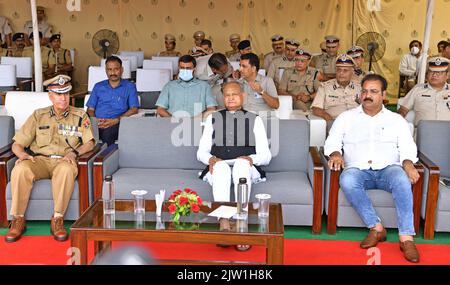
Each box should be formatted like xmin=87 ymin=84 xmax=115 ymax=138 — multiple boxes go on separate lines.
xmin=418 ymin=0 xmax=435 ymax=84
xmin=31 ymin=0 xmax=43 ymax=92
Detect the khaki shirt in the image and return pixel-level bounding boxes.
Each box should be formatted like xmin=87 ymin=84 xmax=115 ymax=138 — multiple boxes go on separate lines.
xmin=352 ymin=69 xmax=366 ymax=83
xmin=24 ymin=20 xmax=53 ymax=39
xmin=13 ymin=106 xmax=95 ymax=157
xmin=310 ymin=54 xmax=337 ymax=78
xmin=311 ymin=79 xmax=361 ymax=119
xmin=157 ymin=50 xmax=181 ymax=57
xmin=399 ymin=83 xmax=450 ymax=126
xmin=279 ymin=67 xmax=321 ymax=96
xmin=267 ymin=56 xmax=295 ymax=88
xmin=263 ymin=51 xmax=282 ymax=71
xmin=4 ymin=47 xmax=34 ymax=58
xmin=42 ymin=48 xmax=72 ymax=71
xmin=225 ymin=50 xmax=239 ymax=60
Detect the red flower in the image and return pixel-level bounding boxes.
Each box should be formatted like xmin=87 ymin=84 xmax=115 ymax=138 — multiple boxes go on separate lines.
xmin=191 ymin=203 xmax=200 ymax=213
xmin=179 ymin=197 xmax=188 ymax=206
xmin=191 ymin=191 xmax=198 ymax=196
xmin=175 ymin=190 xmax=182 ymax=195
xmin=197 ymin=197 xmax=203 ymax=205
xmin=169 ymin=194 xmax=176 ymax=201
xmin=168 ymin=204 xmax=177 ymax=214
xmin=185 ymin=188 xmax=192 ymax=193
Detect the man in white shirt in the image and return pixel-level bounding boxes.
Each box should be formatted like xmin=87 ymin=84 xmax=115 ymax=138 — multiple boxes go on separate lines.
xmin=0 ymin=16 xmax=13 ymax=48
xmin=399 ymin=40 xmax=425 ymax=93
xmin=197 ymin=81 xmax=272 ymax=251
xmin=324 ymin=74 xmax=421 ymax=263
xmin=195 ymin=53 xmax=234 ymax=109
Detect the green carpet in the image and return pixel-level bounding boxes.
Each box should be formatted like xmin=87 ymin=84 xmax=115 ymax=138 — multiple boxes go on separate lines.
xmin=2 ymin=218 xmax=450 ymax=245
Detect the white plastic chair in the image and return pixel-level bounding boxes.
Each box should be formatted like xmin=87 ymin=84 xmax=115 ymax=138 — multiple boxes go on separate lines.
xmin=136 ymin=69 xmax=171 ymax=92
xmin=142 ymin=60 xmax=173 ymax=79
xmin=5 ymin=91 xmax=52 ymax=130
xmin=88 ymin=66 xmax=108 ymax=92
xmin=113 ymin=54 xmax=138 ymax=72
xmin=1 ymin=57 xmax=33 ymax=79
xmin=275 ymin=95 xmax=293 ymax=120
xmin=120 ymin=51 xmax=145 ymax=68
xmin=0 ymin=65 xmax=17 ymax=89
xmin=151 ymin=56 xmax=180 ymax=75
xmin=308 ymin=114 xmax=327 ymax=147
xmin=100 ymin=59 xmax=132 ymax=80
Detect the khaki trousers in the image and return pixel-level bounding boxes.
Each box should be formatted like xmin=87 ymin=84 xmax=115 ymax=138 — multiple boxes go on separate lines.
xmin=10 ymin=156 xmax=78 ymax=217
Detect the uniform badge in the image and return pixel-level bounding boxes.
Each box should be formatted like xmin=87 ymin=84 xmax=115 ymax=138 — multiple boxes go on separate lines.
xmin=83 ymin=118 xmax=91 ymax=129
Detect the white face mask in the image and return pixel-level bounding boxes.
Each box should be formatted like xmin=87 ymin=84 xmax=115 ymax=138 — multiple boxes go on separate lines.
xmin=179 ymin=69 xmax=194 ymax=82
xmin=411 ymin=46 xmax=420 ymax=55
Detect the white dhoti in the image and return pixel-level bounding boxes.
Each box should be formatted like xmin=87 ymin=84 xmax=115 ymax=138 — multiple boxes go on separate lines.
xmin=202 ymin=158 xmax=263 ymax=202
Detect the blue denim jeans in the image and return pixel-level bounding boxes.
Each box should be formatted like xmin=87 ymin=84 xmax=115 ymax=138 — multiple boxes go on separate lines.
xmin=339 ymin=165 xmax=415 ymax=235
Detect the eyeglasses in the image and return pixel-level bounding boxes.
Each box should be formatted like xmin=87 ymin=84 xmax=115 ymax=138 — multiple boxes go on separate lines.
xmin=361 ymin=89 xmax=381 ymax=95
xmin=429 ymin=71 xmax=447 ymax=76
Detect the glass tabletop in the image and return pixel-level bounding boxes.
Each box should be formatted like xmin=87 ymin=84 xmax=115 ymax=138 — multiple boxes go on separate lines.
xmin=71 ymin=200 xmax=283 ymax=235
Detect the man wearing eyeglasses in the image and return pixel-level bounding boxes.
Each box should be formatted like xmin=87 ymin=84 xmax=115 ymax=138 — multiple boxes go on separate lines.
xmin=398 ymin=57 xmax=450 ymax=126
xmin=278 ymin=49 xmax=322 ymax=112
xmin=325 ymin=74 xmax=421 ymax=263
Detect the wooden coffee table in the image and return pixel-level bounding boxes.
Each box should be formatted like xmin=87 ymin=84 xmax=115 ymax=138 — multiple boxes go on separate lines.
xmin=70 ymin=199 xmax=284 ymax=265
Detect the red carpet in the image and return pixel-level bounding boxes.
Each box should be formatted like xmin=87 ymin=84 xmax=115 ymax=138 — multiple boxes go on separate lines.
xmin=1 ymin=236 xmax=450 ymax=265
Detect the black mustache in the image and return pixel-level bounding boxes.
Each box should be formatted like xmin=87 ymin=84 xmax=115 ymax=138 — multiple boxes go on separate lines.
xmin=364 ymin=98 xmax=373 ymax=102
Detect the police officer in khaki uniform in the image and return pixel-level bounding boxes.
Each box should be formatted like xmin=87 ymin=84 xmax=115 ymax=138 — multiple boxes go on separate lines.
xmin=157 ymin=34 xmax=182 ymax=57
xmin=5 ymin=75 xmax=95 ymax=243
xmin=398 ymin=57 xmax=450 ymax=126
xmin=347 ymin=45 xmax=367 ymax=82
xmin=188 ymin=31 xmax=206 ymax=56
xmin=42 ymin=34 xmax=74 ymax=80
xmin=267 ymin=39 xmax=300 ymax=88
xmin=225 ymin=33 xmax=241 ymax=60
xmin=278 ymin=49 xmax=321 ymax=112
xmin=311 ymin=54 xmax=361 ymax=128
xmin=310 ymin=35 xmax=340 ymax=81
xmin=4 ymin=33 xmax=34 ymax=57
xmin=263 ymin=35 xmax=285 ymax=70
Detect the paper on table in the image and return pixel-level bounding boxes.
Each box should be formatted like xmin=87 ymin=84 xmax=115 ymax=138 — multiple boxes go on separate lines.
xmin=208 ymin=206 xmax=237 ymax=219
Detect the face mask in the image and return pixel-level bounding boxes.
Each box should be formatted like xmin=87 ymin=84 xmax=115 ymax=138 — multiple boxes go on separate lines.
xmin=179 ymin=69 xmax=194 ymax=82
xmin=411 ymin=46 xmax=420 ymax=55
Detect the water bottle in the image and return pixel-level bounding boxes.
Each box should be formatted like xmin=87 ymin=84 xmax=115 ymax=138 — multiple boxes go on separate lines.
xmin=236 ymin=178 xmax=248 ymax=219
xmin=103 ymin=175 xmax=115 ymax=215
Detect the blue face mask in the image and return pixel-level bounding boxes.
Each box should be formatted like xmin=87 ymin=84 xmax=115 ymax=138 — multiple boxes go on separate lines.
xmin=179 ymin=69 xmax=194 ymax=82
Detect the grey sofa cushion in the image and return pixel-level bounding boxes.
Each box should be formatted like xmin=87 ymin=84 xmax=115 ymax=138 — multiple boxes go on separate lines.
xmin=263 ymin=119 xmax=309 ymax=173
xmin=339 ymin=189 xmax=396 ymax=208
xmin=6 ymin=180 xmax=79 ymax=200
xmin=109 ymin=168 xmax=214 ymax=201
xmin=417 ymin=120 xmax=450 ymax=177
xmin=438 ymin=183 xmax=450 ymax=211
xmin=0 ymin=116 xmax=14 ymax=148
xmin=118 ymin=118 xmax=205 ymax=170
xmin=252 ymin=172 xmax=313 ymax=204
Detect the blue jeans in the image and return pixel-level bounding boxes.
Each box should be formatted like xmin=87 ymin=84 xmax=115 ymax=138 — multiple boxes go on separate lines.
xmin=99 ymin=124 xmax=120 ymax=146
xmin=339 ymin=165 xmax=415 ymax=235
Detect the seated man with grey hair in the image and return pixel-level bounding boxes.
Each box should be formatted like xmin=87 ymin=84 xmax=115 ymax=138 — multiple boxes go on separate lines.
xmin=197 ymin=81 xmax=272 ymax=252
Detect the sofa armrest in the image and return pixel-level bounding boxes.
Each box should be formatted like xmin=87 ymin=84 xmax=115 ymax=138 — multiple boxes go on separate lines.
xmin=0 ymin=150 xmax=18 ymax=227
xmin=77 ymin=143 xmax=105 ymax=215
xmin=419 ymin=152 xmax=440 ymax=240
xmin=0 ymin=143 xmax=12 ymax=156
xmin=93 ymin=144 xmax=119 ymax=201
xmin=309 ymin=147 xmax=324 ymax=234
xmin=411 ymin=162 xmax=424 ymax=236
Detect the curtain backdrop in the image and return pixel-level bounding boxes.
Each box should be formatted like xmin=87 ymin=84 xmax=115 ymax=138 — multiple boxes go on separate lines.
xmin=1 ymin=0 xmax=449 ymax=101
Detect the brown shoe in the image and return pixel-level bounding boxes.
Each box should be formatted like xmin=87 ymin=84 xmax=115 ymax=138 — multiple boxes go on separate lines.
xmin=360 ymin=228 xmax=387 ymax=249
xmin=400 ymin=241 xmax=420 ymax=263
xmin=50 ymin=216 xmax=68 ymax=242
xmin=5 ymin=217 xmax=27 ymax=243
